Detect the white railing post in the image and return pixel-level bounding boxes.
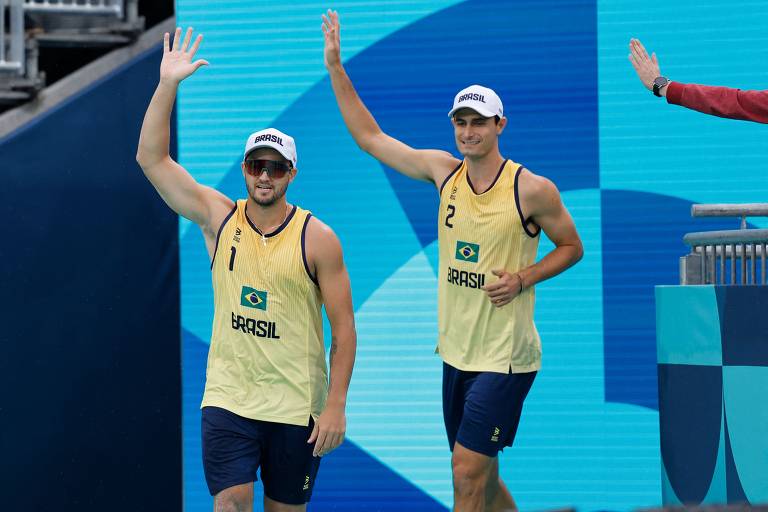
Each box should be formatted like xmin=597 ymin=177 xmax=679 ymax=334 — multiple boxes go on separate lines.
xmin=682 ymin=204 xmax=768 ymax=285
xmin=0 ymin=0 xmax=25 ymax=75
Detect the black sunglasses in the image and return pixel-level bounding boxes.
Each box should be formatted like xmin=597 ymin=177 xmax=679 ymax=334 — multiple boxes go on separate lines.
xmin=243 ymin=159 xmax=292 ymax=179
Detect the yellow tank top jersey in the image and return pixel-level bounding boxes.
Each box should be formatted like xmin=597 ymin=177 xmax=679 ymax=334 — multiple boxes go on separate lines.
xmin=437 ymin=159 xmax=542 ymax=373
xmin=201 ymin=200 xmax=326 ymax=426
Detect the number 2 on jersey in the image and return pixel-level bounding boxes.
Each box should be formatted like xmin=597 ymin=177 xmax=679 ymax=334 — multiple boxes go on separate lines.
xmin=445 ymin=204 xmax=456 ymax=228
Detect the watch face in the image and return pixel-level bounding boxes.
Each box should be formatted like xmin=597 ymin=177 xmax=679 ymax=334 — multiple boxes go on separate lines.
xmin=654 ymin=77 xmax=669 ymax=88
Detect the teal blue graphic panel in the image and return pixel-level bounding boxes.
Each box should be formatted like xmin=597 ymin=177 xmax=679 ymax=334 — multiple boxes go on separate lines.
xmin=657 ymin=287 xmax=768 ymax=505
xmin=656 ymin=286 xmax=722 ymax=366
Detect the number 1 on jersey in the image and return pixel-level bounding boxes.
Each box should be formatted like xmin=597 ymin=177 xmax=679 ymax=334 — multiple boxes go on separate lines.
xmin=229 ymin=246 xmax=236 ymax=271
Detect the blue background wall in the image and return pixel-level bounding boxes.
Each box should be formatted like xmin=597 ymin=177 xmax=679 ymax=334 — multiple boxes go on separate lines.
xmin=175 ymin=1 xmax=768 ymax=510
xmin=0 ymin=46 xmax=181 ymax=510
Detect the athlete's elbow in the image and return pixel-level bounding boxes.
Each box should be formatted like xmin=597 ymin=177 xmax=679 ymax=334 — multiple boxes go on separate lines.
xmin=135 ymin=145 xmax=154 ymax=170
xmin=135 ymin=148 xmax=164 ymax=173
xmin=355 ymin=135 xmax=376 ymax=155
xmin=571 ymin=241 xmax=584 ymax=265
xmin=135 ymin=150 xmax=150 ymax=171
xmin=355 ymin=130 xmax=385 ymax=156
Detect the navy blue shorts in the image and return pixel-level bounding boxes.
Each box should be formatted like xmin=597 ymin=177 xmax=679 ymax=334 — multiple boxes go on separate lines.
xmin=201 ymin=406 xmax=321 ymax=504
xmin=442 ymin=362 xmax=536 ymax=457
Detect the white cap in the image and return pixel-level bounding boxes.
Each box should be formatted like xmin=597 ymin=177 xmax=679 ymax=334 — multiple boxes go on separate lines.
xmin=447 ymin=85 xmax=504 ymax=119
xmin=243 ymin=128 xmax=297 ymax=167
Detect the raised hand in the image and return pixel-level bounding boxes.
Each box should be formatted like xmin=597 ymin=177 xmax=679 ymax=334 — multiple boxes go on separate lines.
xmin=628 ymin=38 xmax=662 ymax=92
xmin=322 ymin=9 xmax=341 ymax=70
xmin=160 ymin=27 xmax=209 ymax=85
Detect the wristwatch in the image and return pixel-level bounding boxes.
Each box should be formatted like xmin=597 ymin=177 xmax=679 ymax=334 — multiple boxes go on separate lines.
xmin=652 ymin=76 xmax=670 ymax=97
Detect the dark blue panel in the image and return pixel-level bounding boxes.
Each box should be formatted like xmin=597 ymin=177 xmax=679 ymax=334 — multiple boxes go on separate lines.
xmin=344 ymin=0 xmax=599 ymax=247
xmin=0 ymin=45 xmax=180 ymax=511
xmin=658 ymin=364 xmax=722 ymax=504
xmin=313 ymin=441 xmax=448 ymax=511
xmin=716 ymin=287 xmax=768 ymax=367
xmin=602 ymin=190 xmax=743 ymax=409
xmin=724 ymin=407 xmax=749 ymax=503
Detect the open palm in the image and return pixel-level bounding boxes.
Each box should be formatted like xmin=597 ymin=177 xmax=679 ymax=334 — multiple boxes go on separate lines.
xmin=628 ymin=38 xmax=661 ymax=92
xmin=161 ymin=27 xmax=208 ymax=84
xmin=322 ymin=10 xmax=341 ymax=70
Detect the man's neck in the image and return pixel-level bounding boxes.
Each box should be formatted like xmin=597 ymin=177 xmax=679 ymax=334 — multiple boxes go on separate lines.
xmin=245 ymin=197 xmax=291 ymax=234
xmin=465 ymin=152 xmax=506 ymax=188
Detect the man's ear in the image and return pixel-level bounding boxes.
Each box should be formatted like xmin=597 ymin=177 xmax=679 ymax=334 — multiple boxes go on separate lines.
xmin=496 ymin=116 xmax=507 ymax=134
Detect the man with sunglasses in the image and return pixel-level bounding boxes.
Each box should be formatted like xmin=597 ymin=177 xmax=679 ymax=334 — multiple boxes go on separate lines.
xmin=322 ymin=10 xmax=582 ymax=512
xmin=136 ymin=27 xmax=356 ymax=512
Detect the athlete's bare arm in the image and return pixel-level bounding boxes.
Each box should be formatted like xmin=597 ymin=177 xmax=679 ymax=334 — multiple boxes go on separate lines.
xmin=482 ymin=170 xmax=583 ymax=308
xmin=517 ymin=170 xmax=583 ymax=286
xmin=322 ymin=10 xmax=458 ymax=186
xmin=304 ymin=217 xmax=356 ymax=457
xmin=136 ymin=27 xmax=233 ymax=254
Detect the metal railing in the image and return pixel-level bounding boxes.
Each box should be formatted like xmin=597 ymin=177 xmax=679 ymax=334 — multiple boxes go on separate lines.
xmin=1 ymin=0 xmax=142 ymax=107
xmin=0 ymin=0 xmax=25 ymax=75
xmin=23 ymin=0 xmax=123 ymax=16
xmin=681 ymin=204 xmax=768 ymax=285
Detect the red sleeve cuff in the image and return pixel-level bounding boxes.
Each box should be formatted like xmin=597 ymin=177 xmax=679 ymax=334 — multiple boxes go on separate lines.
xmin=665 ymin=81 xmax=684 ymax=105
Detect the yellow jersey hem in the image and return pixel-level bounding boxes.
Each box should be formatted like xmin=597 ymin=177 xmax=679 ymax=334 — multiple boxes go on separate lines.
xmin=200 ymin=398 xmax=313 ymax=427
xmin=438 ymin=354 xmax=540 ymax=374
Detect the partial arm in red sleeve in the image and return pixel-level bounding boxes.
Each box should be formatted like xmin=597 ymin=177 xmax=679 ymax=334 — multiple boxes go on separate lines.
xmin=666 ymin=81 xmax=768 ymax=124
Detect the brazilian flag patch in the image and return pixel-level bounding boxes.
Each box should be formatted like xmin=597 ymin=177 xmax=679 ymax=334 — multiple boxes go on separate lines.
xmin=240 ymin=286 xmax=267 ymax=310
xmin=455 ymin=241 xmax=480 ymax=263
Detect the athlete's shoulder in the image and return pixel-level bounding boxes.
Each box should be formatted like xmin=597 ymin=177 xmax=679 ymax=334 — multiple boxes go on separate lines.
xmin=430 ymin=151 xmax=462 ymax=182
xmin=304 ymin=215 xmax=343 ymax=255
xmin=304 ymin=213 xmax=333 ymax=237
xmin=517 ymin=167 xmax=558 ymax=196
xmin=516 ymin=167 xmax=562 ymax=216
xmin=303 ymin=215 xmax=345 ymax=282
xmin=430 ymin=149 xmax=460 ymax=165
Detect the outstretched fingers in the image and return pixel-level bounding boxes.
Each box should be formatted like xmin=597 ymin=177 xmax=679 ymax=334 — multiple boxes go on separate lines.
xmin=322 ymin=9 xmax=339 ymax=32
xmin=632 ymin=38 xmax=652 ymax=64
xmin=321 ymin=14 xmax=330 ymax=36
xmin=333 ymin=11 xmax=341 ymax=43
xmin=188 ymin=34 xmax=203 ymax=59
xmin=180 ymin=27 xmax=194 ymax=52
xmin=636 ymin=39 xmax=651 ymax=61
xmin=322 ymin=13 xmax=334 ymax=34
xmin=331 ymin=10 xmax=340 ymax=41
xmin=171 ymin=27 xmax=182 ymax=51
xmin=168 ymin=27 xmax=203 ymax=57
